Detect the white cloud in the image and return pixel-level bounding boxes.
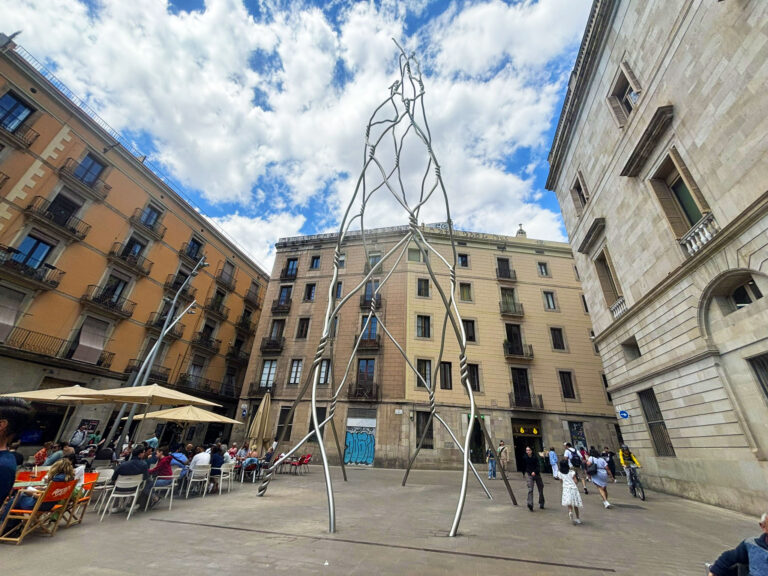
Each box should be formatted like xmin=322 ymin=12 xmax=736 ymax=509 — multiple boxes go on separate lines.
xmin=2 ymin=0 xmax=589 ymax=264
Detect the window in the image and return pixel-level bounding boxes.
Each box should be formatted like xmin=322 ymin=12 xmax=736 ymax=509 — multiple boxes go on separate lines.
xmin=550 ymin=327 xmax=565 ymax=351
xmin=0 ymin=91 xmax=34 ymax=133
xmin=570 ymin=174 xmax=590 ymax=216
xmin=13 ymin=234 xmax=55 ymax=269
xmin=368 ymin=253 xmax=382 ymax=269
xmin=537 ymin=262 xmax=550 ymax=277
xmin=187 ymin=354 xmax=206 ymax=378
xmin=308 ymin=406 xmax=327 ymax=437
xmin=594 ymin=249 xmax=621 ymax=306
xmin=581 ymin=294 xmax=589 ymax=313
xmin=286 ymin=258 xmax=298 ymax=274
xmin=467 ymin=363 xmax=480 ymax=392
xmin=731 ymin=280 xmax=763 ymax=310
xmin=276 ymin=406 xmax=294 ymax=442
xmin=496 ymin=257 xmax=512 ymax=279
xmin=278 ymin=285 xmax=292 ymax=304
xmin=417 ymin=278 xmax=430 ymax=297
xmin=260 ymin=360 xmax=277 ymax=389
xmin=462 ymin=319 xmax=476 ymax=342
xmin=638 ymin=388 xmax=676 ymax=457
xmin=459 ymin=283 xmax=472 ymax=301
xmin=330 ymin=315 xmax=339 ymax=338
xmin=607 ymin=62 xmax=641 ymax=127
xmin=559 ymin=371 xmax=576 ymax=399
xmin=304 ymin=283 xmax=316 ymax=301
xmin=500 ymin=287 xmax=516 ymax=311
xmin=361 ymin=316 xmax=377 ymax=339
xmin=101 ymin=274 xmax=129 ymax=303
xmin=288 ymin=359 xmax=303 ymax=386
xmin=622 ymin=336 xmax=641 ymax=361
xmin=416 ymin=315 xmax=431 ymax=338
xmin=335 ymin=281 xmax=343 ymax=299
xmin=318 ymin=359 xmax=331 ymax=386
xmin=296 ymin=317 xmax=310 ymax=339
xmin=439 ymin=362 xmax=452 ymax=390
xmin=186 ymin=237 xmax=203 ymax=259
xmin=358 ymin=358 xmax=375 ymax=382
xmin=122 ymin=236 xmax=146 ymax=260
xmin=68 ymin=316 xmax=109 ymax=364
xmin=310 ymin=255 xmax=321 ymax=269
xmin=602 ymin=373 xmax=612 ymax=402
xmin=408 ymin=248 xmax=422 ymax=262
xmin=212 ymin=289 xmax=226 ymax=308
xmin=337 ymin=253 xmax=346 ymax=268
xmin=416 ymin=359 xmax=431 ymax=388
xmin=458 ymin=253 xmax=469 ymax=267
xmin=48 ymin=193 xmax=82 ymax=225
xmin=364 ymin=280 xmax=379 ymax=301
xmin=649 ymin=149 xmax=709 ymax=237
xmin=590 ymin=330 xmax=599 ymax=354
xmin=270 ymin=319 xmax=285 ymax=339
xmin=140 ymin=205 xmax=162 ymax=229
xmin=543 ymin=291 xmax=557 ymax=310
xmin=416 ymin=411 xmax=434 ymax=449
xmin=511 ymin=368 xmax=532 ymax=407
xmin=74 ymin=154 xmax=106 ymax=185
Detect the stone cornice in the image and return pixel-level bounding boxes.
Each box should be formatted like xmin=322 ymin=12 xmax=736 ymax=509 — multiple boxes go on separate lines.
xmin=620 ymin=105 xmax=674 ymax=177
xmin=576 ymin=217 xmax=606 ymax=254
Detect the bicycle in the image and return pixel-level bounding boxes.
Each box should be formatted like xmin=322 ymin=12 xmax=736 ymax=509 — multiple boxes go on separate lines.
xmin=627 ymin=464 xmax=645 ymax=500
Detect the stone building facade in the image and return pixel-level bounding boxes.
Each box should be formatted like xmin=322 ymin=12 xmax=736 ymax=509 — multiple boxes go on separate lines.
xmin=0 ymin=37 xmax=269 ymax=446
xmin=546 ymin=0 xmax=768 ymax=513
xmin=239 ymin=224 xmax=617 ymax=471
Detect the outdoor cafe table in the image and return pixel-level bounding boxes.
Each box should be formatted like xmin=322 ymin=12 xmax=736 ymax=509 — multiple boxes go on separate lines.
xmin=12 ymin=480 xmax=46 ymax=489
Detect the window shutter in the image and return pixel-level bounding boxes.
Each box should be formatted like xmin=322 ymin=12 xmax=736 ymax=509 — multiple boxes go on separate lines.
xmin=621 ymin=60 xmax=642 ymax=93
xmin=576 ymin=171 xmax=590 ymax=201
xmin=0 ymin=286 xmax=25 ymax=342
xmin=607 ymin=96 xmax=627 ymax=128
xmin=71 ymin=316 xmax=109 ymax=364
xmin=648 ymin=179 xmax=689 ymax=238
xmin=669 ymin=146 xmax=708 ymax=211
xmin=595 ymin=256 xmax=618 ymax=305
xmin=569 ymin=187 xmax=584 ymax=216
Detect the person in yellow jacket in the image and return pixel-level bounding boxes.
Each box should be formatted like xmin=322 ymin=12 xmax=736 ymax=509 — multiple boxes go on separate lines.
xmin=618 ymin=444 xmax=640 ymax=487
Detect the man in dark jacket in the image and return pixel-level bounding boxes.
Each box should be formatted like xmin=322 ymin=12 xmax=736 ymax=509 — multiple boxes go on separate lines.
xmin=709 ymin=511 xmax=768 ymax=576
xmin=522 ymin=446 xmax=544 ymax=511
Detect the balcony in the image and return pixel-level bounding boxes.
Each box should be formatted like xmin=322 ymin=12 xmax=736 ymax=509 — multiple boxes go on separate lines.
xmin=348 ymin=380 xmax=379 ymax=401
xmin=2 ymin=326 xmax=67 ymax=357
xmin=63 ymin=343 xmax=114 ymax=369
xmin=203 ymin=297 xmax=229 ymax=321
xmin=359 ymin=294 xmax=382 ymax=309
xmin=190 ymin=332 xmax=221 ymax=355
xmin=249 ymin=382 xmax=274 ymax=398
xmin=123 ymin=359 xmax=171 ymax=383
xmin=163 ymin=274 xmax=197 ymax=301
xmin=496 ymin=267 xmax=517 ymax=281
xmin=499 ymin=301 xmax=524 ymax=317
xmin=260 ymin=336 xmax=285 ymax=354
xmin=129 ymin=208 xmax=167 ymax=240
xmin=145 ymin=312 xmax=185 ymax=340
xmin=58 ymin=158 xmax=110 ymax=201
xmin=108 ymin=242 xmax=153 ymax=276
xmin=215 ymin=266 xmax=236 ymax=292
xmin=0 ymin=171 xmax=9 ymax=190
xmin=24 ymin=196 xmax=91 ymax=242
xmin=81 ymin=284 xmax=136 ymax=319
xmin=503 ymin=341 xmax=534 ymax=360
xmin=509 ymin=393 xmax=544 ymax=411
xmin=610 ymin=296 xmax=628 ymax=320
xmin=0 ymin=245 xmax=65 ymax=290
xmin=356 ymin=334 xmax=381 ymax=352
xmin=175 ymin=373 xmax=222 ymax=396
xmin=280 ymin=266 xmax=298 ymax=281
xmin=244 ymin=286 xmax=262 ymax=309
xmin=364 ymin=261 xmax=385 ymax=276
xmin=680 ymin=212 xmax=720 ymax=258
xmin=235 ymin=314 xmax=255 ymax=334
xmin=178 ymin=242 xmax=205 ymax=265
xmin=226 ymin=345 xmax=250 ymax=364
xmin=0 ymin=119 xmax=39 ymax=150
xmin=271 ymin=298 xmax=291 ymax=315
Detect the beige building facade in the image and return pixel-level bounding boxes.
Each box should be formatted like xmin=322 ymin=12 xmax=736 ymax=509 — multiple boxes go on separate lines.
xmin=240 ymin=224 xmax=617 ymax=470
xmin=0 ymin=37 xmax=269 ymax=446
xmin=546 ymin=0 xmax=768 ymax=513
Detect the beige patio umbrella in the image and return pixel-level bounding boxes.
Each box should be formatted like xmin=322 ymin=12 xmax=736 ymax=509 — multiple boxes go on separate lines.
xmin=131 ymin=405 xmax=242 ymax=424
xmin=247 ymin=392 xmax=271 ymax=454
xmin=57 ymin=383 xmax=221 ymax=407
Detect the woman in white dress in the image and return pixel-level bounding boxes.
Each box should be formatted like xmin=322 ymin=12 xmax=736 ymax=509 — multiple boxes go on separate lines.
xmin=587 ymin=448 xmax=615 ymax=509
xmin=557 ymin=459 xmax=583 ymax=525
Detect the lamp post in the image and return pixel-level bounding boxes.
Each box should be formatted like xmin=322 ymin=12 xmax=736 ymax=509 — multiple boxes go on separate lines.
xmin=105 ymin=256 xmax=208 ymax=447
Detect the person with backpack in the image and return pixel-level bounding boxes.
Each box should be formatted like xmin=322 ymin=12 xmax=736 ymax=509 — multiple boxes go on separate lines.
xmin=485 ymin=446 xmax=496 ymax=480
xmin=563 ymin=442 xmax=589 ymax=494
xmin=587 ymin=448 xmax=614 ymax=508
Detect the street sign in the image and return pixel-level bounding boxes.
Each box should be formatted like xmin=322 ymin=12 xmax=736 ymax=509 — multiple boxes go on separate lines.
xmin=619 ymin=410 xmax=629 ymax=419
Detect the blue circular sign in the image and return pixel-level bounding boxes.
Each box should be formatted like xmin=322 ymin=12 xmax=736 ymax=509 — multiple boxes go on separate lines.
xmin=619 ymin=410 xmax=629 ymax=419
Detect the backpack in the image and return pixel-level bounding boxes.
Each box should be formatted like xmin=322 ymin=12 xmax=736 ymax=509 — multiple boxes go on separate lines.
xmin=586 ymin=461 xmax=598 ymax=475
xmin=569 ymin=449 xmax=582 ymax=468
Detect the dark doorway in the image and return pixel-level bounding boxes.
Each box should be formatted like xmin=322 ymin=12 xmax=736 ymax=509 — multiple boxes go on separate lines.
xmin=468 ymin=415 xmax=486 ymax=463
xmin=505 ymin=324 xmax=523 ymax=355
xmin=511 ymin=420 xmax=543 ymax=472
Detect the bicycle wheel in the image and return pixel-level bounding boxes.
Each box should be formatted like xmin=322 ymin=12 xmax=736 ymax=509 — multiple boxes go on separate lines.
xmin=636 ymin=480 xmax=645 ymax=501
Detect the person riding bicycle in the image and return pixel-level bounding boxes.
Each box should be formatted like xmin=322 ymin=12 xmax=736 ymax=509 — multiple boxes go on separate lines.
xmin=618 ymin=444 xmax=640 ymax=486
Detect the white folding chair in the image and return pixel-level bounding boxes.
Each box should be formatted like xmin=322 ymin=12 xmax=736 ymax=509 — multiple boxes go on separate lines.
xmin=91 ymin=468 xmax=115 ymax=514
xmin=145 ymin=468 xmax=182 ymax=511
xmin=185 ymin=465 xmax=210 ymax=499
xmin=218 ymin=462 xmax=235 ymax=495
xmin=100 ymin=474 xmax=144 ymax=522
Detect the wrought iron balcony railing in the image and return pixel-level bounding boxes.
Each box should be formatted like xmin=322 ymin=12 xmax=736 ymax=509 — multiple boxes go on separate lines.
xmin=499 ymin=301 xmax=524 ymax=316
xmin=359 ymin=294 xmax=382 ymax=309
xmin=496 ymin=267 xmax=517 ymax=281
xmin=58 ymin=157 xmax=110 ymax=201
xmin=215 ymin=266 xmax=236 ymax=291
xmin=226 ymin=345 xmax=250 ymax=364
xmin=243 ymin=286 xmax=262 ymax=308
xmin=25 ymin=196 xmax=91 ymax=241
xmin=1 ymin=326 xmax=67 ymax=357
xmin=163 ymin=273 xmax=197 ymax=300
xmin=260 ymin=336 xmax=285 ymax=354
xmin=178 ymin=241 xmax=204 ymax=264
xmin=271 ymin=298 xmax=292 ymax=315
xmin=0 ymin=245 xmax=65 ymax=290
xmin=235 ymin=314 xmax=255 ymax=334
xmin=190 ymin=332 xmax=221 ymax=355
xmin=249 ymin=381 xmax=274 ymax=397
xmin=280 ymin=266 xmax=298 ymax=280
xmin=348 ymin=380 xmax=379 ymax=401
xmin=108 ymin=242 xmax=153 ymax=276
xmin=124 ymin=359 xmax=171 ymax=383
xmin=356 ymin=334 xmax=381 ymax=351
xmin=176 ymin=373 xmax=221 ymax=395
xmin=503 ymin=341 xmax=534 ymax=360
xmin=129 ymin=208 xmax=167 ymax=240
xmin=203 ymin=297 xmax=229 ymax=321
xmin=0 ymin=171 xmax=9 ymax=190
xmin=81 ymin=284 xmax=137 ymax=319
xmin=145 ymin=312 xmax=185 ymax=339
xmin=509 ymin=392 xmax=544 ymax=410
xmin=0 ymin=119 xmax=39 ymax=149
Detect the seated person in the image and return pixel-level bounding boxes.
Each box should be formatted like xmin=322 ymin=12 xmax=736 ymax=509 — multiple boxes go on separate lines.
xmin=95 ymin=443 xmax=116 ymax=462
xmin=236 ymin=444 xmax=249 ymax=460
xmin=111 ymin=446 xmax=149 ymax=486
xmin=43 ymin=443 xmax=66 ymax=466
xmin=34 ymin=442 xmax=53 ymax=466
xmin=228 ymin=443 xmax=238 ymax=458
xmin=145 ymin=446 xmax=173 ymax=508
xmin=15 ymin=459 xmax=75 ymax=512
xmin=209 ymin=446 xmax=225 ymax=492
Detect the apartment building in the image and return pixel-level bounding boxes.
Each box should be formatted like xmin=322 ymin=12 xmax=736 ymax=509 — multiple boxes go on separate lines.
xmin=0 ymin=37 xmax=269 ymax=445
xmin=546 ymin=0 xmax=768 ymax=512
xmin=240 ymin=224 xmax=616 ymax=470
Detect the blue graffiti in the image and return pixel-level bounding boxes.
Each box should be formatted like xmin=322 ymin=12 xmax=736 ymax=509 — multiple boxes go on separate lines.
xmin=344 ymin=430 xmax=375 ymax=465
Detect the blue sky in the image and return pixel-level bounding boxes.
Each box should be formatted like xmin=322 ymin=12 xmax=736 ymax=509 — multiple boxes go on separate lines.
xmin=3 ymin=0 xmax=591 ymax=268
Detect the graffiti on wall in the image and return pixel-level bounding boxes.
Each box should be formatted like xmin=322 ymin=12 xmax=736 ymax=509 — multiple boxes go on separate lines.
xmin=344 ymin=417 xmax=376 ymax=465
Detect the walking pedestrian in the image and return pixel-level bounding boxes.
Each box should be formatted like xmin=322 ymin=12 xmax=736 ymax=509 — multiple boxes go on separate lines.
xmin=548 ymin=447 xmax=558 ymax=478
xmin=563 ymin=442 xmax=588 ymax=494
xmin=522 ymin=446 xmax=545 ymax=511
xmin=587 ymin=448 xmax=614 ymax=508
xmin=601 ymin=446 xmax=616 ymax=480
xmin=485 ymin=446 xmax=496 ymax=479
xmin=556 ymin=459 xmax=582 ymax=525
xmin=497 ymin=440 xmax=509 ymax=473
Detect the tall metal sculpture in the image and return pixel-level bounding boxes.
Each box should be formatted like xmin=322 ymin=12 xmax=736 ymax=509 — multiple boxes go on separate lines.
xmin=258 ymin=42 xmax=496 ymax=537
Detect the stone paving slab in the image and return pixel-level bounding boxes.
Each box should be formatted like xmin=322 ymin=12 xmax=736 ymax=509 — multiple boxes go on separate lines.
xmin=0 ymin=466 xmax=755 ymax=575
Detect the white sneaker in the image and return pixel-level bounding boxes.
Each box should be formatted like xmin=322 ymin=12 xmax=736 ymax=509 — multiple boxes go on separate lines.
xmin=603 ymin=501 xmax=611 ymax=508
xmin=568 ymin=511 xmax=574 ymax=522
xmin=575 ymin=518 xmax=583 ymax=525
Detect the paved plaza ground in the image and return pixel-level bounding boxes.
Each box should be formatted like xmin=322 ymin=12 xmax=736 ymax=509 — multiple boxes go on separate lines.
xmin=1 ymin=465 xmax=756 ymax=575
